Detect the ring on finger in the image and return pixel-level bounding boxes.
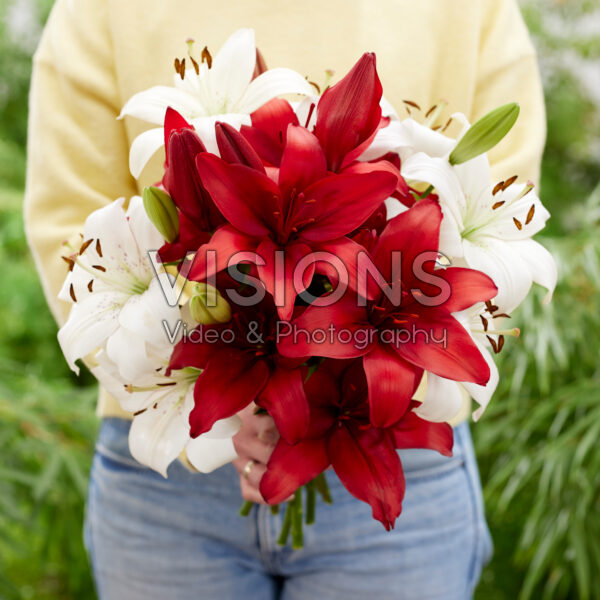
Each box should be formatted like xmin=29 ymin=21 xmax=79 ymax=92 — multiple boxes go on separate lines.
xmin=242 ymin=459 xmax=255 ymax=480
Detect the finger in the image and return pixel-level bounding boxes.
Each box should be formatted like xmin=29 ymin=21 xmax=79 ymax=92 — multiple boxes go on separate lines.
xmin=256 ymin=418 xmax=279 ymax=445
xmin=233 ymin=436 xmax=275 ymax=465
xmin=239 ymin=476 xmax=268 ymax=505
xmin=232 ymin=458 xmax=267 ymax=488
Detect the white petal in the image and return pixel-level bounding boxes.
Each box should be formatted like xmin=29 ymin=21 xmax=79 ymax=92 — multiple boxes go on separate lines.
xmin=511 ymin=239 xmax=557 ymax=305
xmin=57 ymin=291 xmax=126 ymax=373
xmin=464 ymin=339 xmax=499 ymax=421
xmin=128 ymin=385 xmax=194 ymax=477
xmin=119 ymin=86 xmax=204 ymax=125
xmin=380 ymin=96 xmax=399 ymax=120
xmin=293 ymin=95 xmax=320 ymax=129
xmin=211 ymin=28 xmax=256 ymax=111
xmin=384 ymin=196 xmax=409 ymax=220
xmin=185 ymin=436 xmax=238 ymax=473
xmin=453 ymin=154 xmax=491 ymax=204
xmin=237 ymin=68 xmax=314 ymax=114
xmin=190 ymin=113 xmax=251 ymax=155
xmin=463 ymin=237 xmax=532 ymax=313
xmin=201 ymin=415 xmax=242 ymax=439
xmin=414 ymin=373 xmax=464 ymax=422
xmin=126 ymin=195 xmax=165 ymax=255
xmin=129 ymin=127 xmax=165 ymax=179
xmin=438 ymin=207 xmax=465 ymax=259
xmin=105 ymin=324 xmax=153 ymax=382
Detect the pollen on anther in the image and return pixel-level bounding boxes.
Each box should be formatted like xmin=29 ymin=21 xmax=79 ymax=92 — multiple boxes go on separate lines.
xmin=69 ymin=283 xmax=77 ymax=302
xmin=525 ymin=204 xmax=535 ymax=225
xmin=486 ymin=335 xmax=499 ymax=354
xmin=93 ymin=264 xmax=106 ymax=272
xmin=502 ymin=175 xmax=518 ymax=190
xmin=190 ymin=55 xmax=200 ymax=75
xmin=133 ymin=408 xmax=147 ymax=416
xmin=492 ymin=201 xmax=505 ymax=210
xmin=441 ymin=117 xmax=453 ymax=132
xmin=513 ymin=217 xmax=523 ymax=230
xmin=201 ymin=46 xmax=213 ymax=68
xmin=425 ymin=104 xmax=437 ymax=118
xmin=62 ymin=256 xmax=75 ymax=271
xmin=492 ymin=182 xmax=504 ymax=196
xmin=480 ymin=315 xmax=489 ymax=331
xmin=95 ymin=239 xmax=103 ymax=257
xmin=497 ymin=335 xmax=505 ymax=352
xmin=79 ymin=238 xmax=93 ymax=254
xmin=87 ymin=280 xmax=94 ymax=292
xmin=308 ymin=80 xmax=321 ymax=94
xmin=403 ymin=100 xmax=421 ymax=110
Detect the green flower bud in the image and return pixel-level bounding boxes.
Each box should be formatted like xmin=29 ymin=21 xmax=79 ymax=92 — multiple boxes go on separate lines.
xmin=448 ymin=103 xmax=520 ymax=166
xmin=142 ymin=186 xmax=179 ymax=243
xmin=189 ymin=283 xmax=232 ymax=324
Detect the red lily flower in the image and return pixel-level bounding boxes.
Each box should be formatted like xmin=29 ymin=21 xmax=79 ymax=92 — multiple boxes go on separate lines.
xmin=277 ymin=199 xmax=498 ymax=428
xmin=189 ymin=123 xmax=397 ymax=320
xmin=259 ymin=360 xmax=453 ymax=530
xmin=162 ymin=108 xmax=225 ymax=230
xmin=167 ymin=295 xmax=309 ymax=444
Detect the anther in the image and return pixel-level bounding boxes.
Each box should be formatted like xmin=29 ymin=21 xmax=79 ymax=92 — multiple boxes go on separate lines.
xmin=79 ymin=238 xmax=93 ymax=254
xmin=525 ymin=204 xmax=535 ymax=225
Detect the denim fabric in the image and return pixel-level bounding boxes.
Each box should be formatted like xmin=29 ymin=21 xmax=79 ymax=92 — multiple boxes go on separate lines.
xmin=84 ymin=418 xmax=492 ymax=600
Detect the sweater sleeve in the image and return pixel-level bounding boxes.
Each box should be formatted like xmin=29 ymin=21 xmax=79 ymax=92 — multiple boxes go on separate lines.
xmin=24 ymin=0 xmax=138 ymax=326
xmin=473 ymin=0 xmax=546 ymax=187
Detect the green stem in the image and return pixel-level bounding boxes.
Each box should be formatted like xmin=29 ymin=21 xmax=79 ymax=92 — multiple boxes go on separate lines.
xmin=314 ymin=472 xmax=333 ymax=504
xmin=291 ymin=490 xmax=304 ymax=549
xmin=419 ymin=184 xmax=434 ymax=199
xmin=270 ymin=504 xmax=280 ymax=515
xmin=239 ymin=500 xmax=254 ymax=517
xmin=277 ymin=501 xmax=294 ymax=546
xmin=305 ymin=480 xmax=316 ymax=525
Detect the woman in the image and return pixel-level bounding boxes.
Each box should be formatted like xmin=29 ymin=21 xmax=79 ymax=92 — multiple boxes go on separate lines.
xmin=24 ymin=0 xmax=545 ymax=597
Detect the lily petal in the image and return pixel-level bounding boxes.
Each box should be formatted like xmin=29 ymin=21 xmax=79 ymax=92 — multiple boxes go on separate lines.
xmin=129 ymin=127 xmax=165 ymax=179
xmin=120 ymin=86 xmax=205 ymax=125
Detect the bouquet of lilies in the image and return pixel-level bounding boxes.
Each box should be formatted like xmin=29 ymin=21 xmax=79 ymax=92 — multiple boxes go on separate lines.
xmin=57 ymin=29 xmax=556 ymax=546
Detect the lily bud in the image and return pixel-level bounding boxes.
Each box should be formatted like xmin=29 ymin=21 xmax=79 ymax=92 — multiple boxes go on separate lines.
xmin=215 ymin=122 xmax=265 ymax=171
xmin=189 ymin=283 xmax=232 ymax=324
xmin=142 ymin=186 xmax=179 ymax=243
xmin=448 ymin=103 xmax=520 ymax=165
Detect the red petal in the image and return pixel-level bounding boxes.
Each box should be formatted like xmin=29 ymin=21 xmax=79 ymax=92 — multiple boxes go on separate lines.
xmin=314 ymin=53 xmax=382 ymax=172
xmin=363 ymin=343 xmax=416 ymax=428
xmin=393 ymin=407 xmax=454 ymax=457
xmin=373 ymin=198 xmax=442 ymax=287
xmin=439 ymin=267 xmax=498 ymax=313
xmin=215 ymin=121 xmax=265 ymax=172
xmin=242 ymin=98 xmax=299 ymax=166
xmin=298 ymin=168 xmax=397 ymax=241
xmin=260 ymin=437 xmax=329 ymax=504
xmin=257 ymin=367 xmax=310 ymax=444
xmin=256 ymin=238 xmax=314 ymax=321
xmin=188 ymin=225 xmax=258 ymax=281
xmin=392 ymin=310 xmax=491 ymax=385
xmin=164 ymin=107 xmax=195 ymax=157
xmin=167 ymin=327 xmax=224 ymax=373
xmin=279 ymin=125 xmax=328 ymax=198
xmin=329 ymin=424 xmax=405 ymax=530
xmin=195 ymin=153 xmax=282 ymax=237
xmin=277 ymin=294 xmax=373 ymax=359
xmin=189 ymin=349 xmax=270 ymax=437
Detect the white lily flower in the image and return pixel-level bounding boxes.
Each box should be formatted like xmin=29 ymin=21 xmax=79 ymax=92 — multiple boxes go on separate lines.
xmin=362 ymin=112 xmax=557 ymax=312
xmin=58 ymin=197 xmax=240 ymax=476
xmin=120 ymin=28 xmax=314 ymax=177
xmin=415 ymin=304 xmax=505 ymax=423
xmin=402 ymin=152 xmax=557 ymax=312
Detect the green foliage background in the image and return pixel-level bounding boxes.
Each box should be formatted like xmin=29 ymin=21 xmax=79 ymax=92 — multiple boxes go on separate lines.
xmin=0 ymin=0 xmax=598 ymax=598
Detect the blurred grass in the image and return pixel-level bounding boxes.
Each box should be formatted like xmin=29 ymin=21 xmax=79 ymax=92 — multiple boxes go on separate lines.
xmin=0 ymin=0 xmax=599 ymax=598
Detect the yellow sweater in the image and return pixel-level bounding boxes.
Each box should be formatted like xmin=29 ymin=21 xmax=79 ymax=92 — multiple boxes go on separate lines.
xmin=24 ymin=0 xmax=545 ymax=422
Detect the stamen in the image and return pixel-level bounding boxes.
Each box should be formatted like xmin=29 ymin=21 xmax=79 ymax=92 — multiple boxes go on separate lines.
xmin=492 ymin=201 xmax=505 ymax=210
xmin=190 ymin=56 xmax=200 ymax=75
xmin=87 ymin=280 xmax=94 ymax=292
xmin=304 ymin=198 xmax=317 ymax=204
xmin=480 ymin=315 xmax=488 ymax=331
xmin=201 ymin=46 xmax=212 ymax=69
xmin=425 ymin=104 xmax=437 ymax=119
xmin=393 ymin=319 xmax=408 ymax=325
xmin=156 ymin=382 xmax=177 ymax=387
xmin=492 ymin=181 xmax=504 ymax=196
xmin=441 ymin=117 xmax=453 ymax=132
xmin=502 ymin=175 xmax=518 ymax=190
xmin=92 ymin=264 xmax=106 ymax=272
xmin=79 ymin=238 xmax=93 ymax=254
xmin=174 ymin=57 xmax=182 ymax=75
xmin=486 ymin=335 xmax=498 ymax=353
xmin=308 ymin=80 xmax=321 ymax=94
xmin=95 ymin=239 xmax=103 ymax=257
xmin=513 ymin=217 xmax=523 ymax=231
xmin=431 ymin=125 xmax=441 ymax=131
xmin=69 ymin=284 xmax=77 ymax=302
xmin=403 ymin=100 xmax=421 ymax=110
xmin=62 ymin=256 xmax=75 ymax=271
xmin=153 ymin=402 xmax=158 ymax=409
xmin=179 ymin=58 xmax=186 ymax=80
xmin=133 ymin=408 xmax=147 ymax=416
xmin=405 ymin=106 xmax=412 ymax=116
xmin=497 ymin=335 xmax=505 ymax=352
xmin=525 ymin=204 xmax=535 ymax=225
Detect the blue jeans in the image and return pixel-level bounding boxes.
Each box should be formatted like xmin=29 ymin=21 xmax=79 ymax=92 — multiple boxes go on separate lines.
xmin=84 ymin=418 xmax=492 ymax=600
